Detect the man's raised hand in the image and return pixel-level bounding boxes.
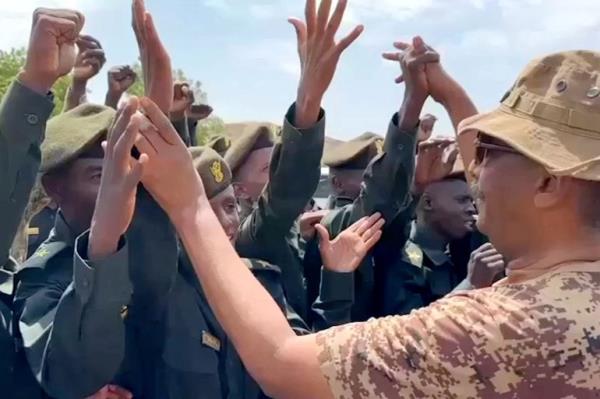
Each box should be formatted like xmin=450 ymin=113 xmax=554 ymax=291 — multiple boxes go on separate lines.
xmin=20 ymin=8 xmax=85 ymax=94
xmin=88 ymin=97 xmax=148 ymax=260
xmin=135 ymin=97 xmax=207 ymax=221
xmin=316 ymin=213 xmax=384 ymax=273
xmin=72 ymin=35 xmax=106 ymax=82
xmin=289 ymin=0 xmax=364 ymax=128
xmin=132 ymin=0 xmax=172 ymax=113
xmin=413 ymin=139 xmax=459 ymax=194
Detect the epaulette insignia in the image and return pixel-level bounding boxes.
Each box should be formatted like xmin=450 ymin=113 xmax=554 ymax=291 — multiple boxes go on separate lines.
xmin=210 ymin=160 xmax=224 ymax=183
xmin=202 ymin=331 xmax=221 ymax=352
xmin=35 ymin=248 xmax=50 ymax=258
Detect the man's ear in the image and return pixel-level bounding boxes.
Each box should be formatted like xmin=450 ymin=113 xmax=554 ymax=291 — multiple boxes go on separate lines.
xmin=421 ymin=192 xmax=434 ymax=212
xmin=41 ymin=173 xmax=65 ymax=206
xmin=331 ymin=175 xmax=344 ymax=194
xmin=233 ymin=182 xmax=250 ymax=201
xmin=533 ymin=173 xmax=571 ymax=209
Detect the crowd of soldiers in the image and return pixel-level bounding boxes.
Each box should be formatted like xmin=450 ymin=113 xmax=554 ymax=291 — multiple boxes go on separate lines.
xmin=1 ymin=0 xmax=600 ymax=398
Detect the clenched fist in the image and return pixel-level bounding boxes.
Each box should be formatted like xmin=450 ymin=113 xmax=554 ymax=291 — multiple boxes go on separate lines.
xmin=20 ymin=8 xmax=85 ymax=94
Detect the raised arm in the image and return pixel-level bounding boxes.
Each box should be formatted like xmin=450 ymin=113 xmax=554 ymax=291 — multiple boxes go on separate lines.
xmin=0 ymin=8 xmax=83 ymax=267
xmin=15 ymin=98 xmax=147 ymax=398
xmin=63 ymin=35 xmax=106 ymax=112
xmin=236 ymin=0 xmax=363 ymax=249
xmin=105 ymin=65 xmax=137 ymax=109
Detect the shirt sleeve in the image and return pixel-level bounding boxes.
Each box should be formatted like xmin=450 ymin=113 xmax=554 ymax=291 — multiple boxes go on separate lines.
xmin=0 ymin=80 xmax=54 ymax=267
xmin=15 ymin=234 xmax=132 ymax=399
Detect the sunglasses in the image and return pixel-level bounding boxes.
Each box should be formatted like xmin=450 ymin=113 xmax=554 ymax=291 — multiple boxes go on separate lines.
xmin=474 ymin=138 xmax=521 ymax=165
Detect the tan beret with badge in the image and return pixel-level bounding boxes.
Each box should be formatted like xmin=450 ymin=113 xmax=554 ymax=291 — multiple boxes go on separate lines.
xmin=224 ymin=123 xmax=277 ymax=174
xmin=41 ymin=103 xmax=116 ymax=174
xmin=190 ymin=146 xmax=233 ymax=199
xmin=459 ymin=50 xmax=600 ymax=181
xmin=323 ymin=132 xmax=384 ymax=170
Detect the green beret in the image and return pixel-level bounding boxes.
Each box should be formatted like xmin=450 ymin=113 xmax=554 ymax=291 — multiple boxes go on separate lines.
xmin=190 ymin=146 xmax=232 ymax=199
xmin=207 ymin=135 xmax=232 ymax=156
xmin=323 ymin=132 xmax=384 ymax=170
xmin=224 ymin=124 xmax=276 ymax=174
xmin=41 ymin=103 xmax=115 ymax=174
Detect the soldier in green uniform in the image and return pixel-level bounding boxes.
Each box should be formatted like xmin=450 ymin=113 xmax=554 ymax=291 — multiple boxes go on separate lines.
xmin=137 ymin=32 xmax=600 ymax=399
xmin=322 ymin=132 xmax=384 ymax=209
xmin=0 ymin=8 xmax=86 ymax=398
xmin=220 ymin=0 xmax=362 ymax=321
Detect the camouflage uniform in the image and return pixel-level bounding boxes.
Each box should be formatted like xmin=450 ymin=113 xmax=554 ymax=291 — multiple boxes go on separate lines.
xmin=316 ymin=262 xmax=600 ymax=398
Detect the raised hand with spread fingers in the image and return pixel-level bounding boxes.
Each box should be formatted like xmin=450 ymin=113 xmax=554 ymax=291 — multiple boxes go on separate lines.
xmin=316 ymin=213 xmax=385 ymax=273
xmin=289 ymin=0 xmax=364 ymax=128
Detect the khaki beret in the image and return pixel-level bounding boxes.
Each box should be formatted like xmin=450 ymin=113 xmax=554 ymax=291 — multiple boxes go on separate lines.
xmin=207 ymin=135 xmax=232 ymax=156
xmin=224 ymin=124 xmax=276 ymax=174
xmin=41 ymin=104 xmax=115 ymax=174
xmin=190 ymin=146 xmax=232 ymax=199
xmin=460 ymin=50 xmax=600 ymax=181
xmin=323 ymin=132 xmax=384 ymax=170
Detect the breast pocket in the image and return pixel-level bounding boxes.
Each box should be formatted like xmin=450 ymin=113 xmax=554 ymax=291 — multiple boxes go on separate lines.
xmin=161 ymin=331 xmax=223 ymax=398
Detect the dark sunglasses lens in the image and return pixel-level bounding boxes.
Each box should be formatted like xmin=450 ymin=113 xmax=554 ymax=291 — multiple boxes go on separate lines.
xmin=475 ymin=146 xmax=485 ymax=165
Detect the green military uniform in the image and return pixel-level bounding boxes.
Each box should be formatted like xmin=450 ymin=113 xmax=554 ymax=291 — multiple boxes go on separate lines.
xmin=0 ymin=80 xmax=55 ymax=398
xmin=12 ymin=104 xmax=135 ymax=399
xmin=225 ymin=105 xmax=325 ymax=321
xmin=303 ymin=132 xmax=386 ymax=316
xmin=109 ymin=146 xmax=308 ymax=399
xmin=308 ymin=114 xmax=418 ymax=330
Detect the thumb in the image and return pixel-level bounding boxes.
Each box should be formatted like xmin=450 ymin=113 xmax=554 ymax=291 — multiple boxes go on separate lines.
xmin=315 ymin=223 xmax=330 ymax=243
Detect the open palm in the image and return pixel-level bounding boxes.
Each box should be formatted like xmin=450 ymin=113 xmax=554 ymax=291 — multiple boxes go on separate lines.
xmin=316 ymin=213 xmax=385 ymax=273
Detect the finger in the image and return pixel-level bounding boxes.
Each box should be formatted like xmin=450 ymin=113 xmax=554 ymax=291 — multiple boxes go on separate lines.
xmin=37 ymin=9 xmax=85 ymax=35
xmin=134 ymin=131 xmax=158 ymax=157
xmin=140 ymin=97 xmax=180 ymax=145
xmin=335 ymin=24 xmax=364 ymax=54
xmin=482 ymin=254 xmax=504 ymax=264
xmin=382 ymin=52 xmax=401 ymax=61
xmin=38 ymin=15 xmax=77 ymax=41
xmin=477 ymin=249 xmax=500 ymax=259
xmin=347 ymin=216 xmax=368 ymax=233
xmin=114 ymin=113 xmax=143 ymax=164
xmin=314 ymin=223 xmax=330 ymax=243
xmin=107 ymin=385 xmax=133 ymax=399
xmin=361 ymin=218 xmax=385 ymax=242
xmin=108 ymin=98 xmax=138 ymax=152
xmin=305 ymin=0 xmax=317 ymax=38
xmin=288 ymin=18 xmax=308 ymax=49
xmin=393 ymin=41 xmax=410 ymax=50
xmin=139 ymin=120 xmax=163 ymax=152
xmin=394 ymin=75 xmax=404 ymax=84
xmin=489 ymin=261 xmax=505 ymax=271
xmin=364 ymin=230 xmax=383 ymax=251
xmin=78 ymin=34 xmax=102 ymax=48
xmin=445 ymin=145 xmax=459 ymax=166
xmin=413 ymin=35 xmax=426 ymax=54
xmin=355 ymin=212 xmax=382 ymax=235
xmin=125 ymin=153 xmax=147 ymax=188
xmin=316 ymin=0 xmax=332 ymax=34
xmin=132 ymin=0 xmax=147 ymax=45
xmin=410 ymin=51 xmax=440 ymax=67
xmin=325 ymin=0 xmax=346 ymax=39
xmin=81 ymin=48 xmax=105 ymax=60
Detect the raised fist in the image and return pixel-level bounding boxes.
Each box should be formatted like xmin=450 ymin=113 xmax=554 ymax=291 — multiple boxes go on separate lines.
xmin=20 ymin=8 xmax=85 ymax=93
xmin=73 ymin=35 xmax=106 ymax=82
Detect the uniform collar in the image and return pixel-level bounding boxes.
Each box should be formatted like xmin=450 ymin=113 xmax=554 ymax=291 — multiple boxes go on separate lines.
xmin=49 ymin=211 xmax=77 ymax=248
xmin=410 ymin=222 xmax=451 ymax=267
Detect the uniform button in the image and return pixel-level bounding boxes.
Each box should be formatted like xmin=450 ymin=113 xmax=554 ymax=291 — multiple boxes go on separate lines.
xmin=587 ymin=86 xmax=600 ymax=99
xmin=26 ymin=114 xmax=39 ymax=125
xmin=83 ymin=280 xmax=89 ymax=287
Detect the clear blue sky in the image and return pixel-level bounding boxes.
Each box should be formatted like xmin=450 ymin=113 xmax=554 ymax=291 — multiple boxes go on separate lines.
xmin=2 ymin=0 xmax=600 ymax=139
